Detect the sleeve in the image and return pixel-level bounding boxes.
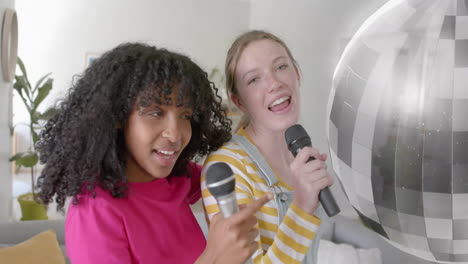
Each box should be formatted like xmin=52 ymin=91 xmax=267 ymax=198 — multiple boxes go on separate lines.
xmin=201 ymin=147 xmax=321 ymax=264
xmin=65 ymin=194 xmax=132 ymax=264
xmin=186 ymin=162 xmax=203 ymax=204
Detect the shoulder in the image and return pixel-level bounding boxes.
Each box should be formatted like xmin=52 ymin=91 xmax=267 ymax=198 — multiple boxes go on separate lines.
xmin=205 ymin=138 xmax=250 ymax=164
xmin=68 ymin=186 xmax=125 ymax=219
xmin=65 ymin=186 xmax=130 ymax=262
xmin=203 ymin=140 xmax=245 ymax=174
xmin=202 ymin=138 xmax=260 ymax=185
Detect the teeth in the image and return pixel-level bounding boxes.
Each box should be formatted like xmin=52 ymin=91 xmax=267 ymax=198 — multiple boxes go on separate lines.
xmin=269 ymin=96 xmax=290 ymax=108
xmin=158 ymin=150 xmax=175 ymax=155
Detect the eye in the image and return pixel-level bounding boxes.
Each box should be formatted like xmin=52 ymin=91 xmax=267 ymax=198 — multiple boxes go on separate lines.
xmin=138 ymin=106 xmax=163 ymax=117
xmin=247 ymin=77 xmax=259 ymax=85
xmin=181 ymin=109 xmax=194 ymax=120
xmin=148 ymin=110 xmax=163 ymax=117
xmin=182 ymin=113 xmax=193 ymax=120
xmin=144 ymin=107 xmax=163 ymax=117
xmin=277 ymin=64 xmax=288 ymax=70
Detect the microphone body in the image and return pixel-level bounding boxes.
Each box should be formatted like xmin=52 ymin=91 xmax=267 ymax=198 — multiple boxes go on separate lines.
xmin=213 ymin=193 xmax=239 ymax=218
xmin=205 ymin=162 xmax=239 ymax=218
xmin=285 ymin=124 xmax=340 ymax=217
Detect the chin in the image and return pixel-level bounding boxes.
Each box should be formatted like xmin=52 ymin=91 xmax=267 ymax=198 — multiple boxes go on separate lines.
xmin=151 ymin=167 xmax=173 ymax=179
xmin=282 ymin=114 xmax=299 ymax=128
xmin=270 ymin=119 xmax=298 ymax=132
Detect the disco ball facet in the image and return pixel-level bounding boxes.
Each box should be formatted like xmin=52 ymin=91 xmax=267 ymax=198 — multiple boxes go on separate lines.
xmin=327 ymin=0 xmax=468 ymax=262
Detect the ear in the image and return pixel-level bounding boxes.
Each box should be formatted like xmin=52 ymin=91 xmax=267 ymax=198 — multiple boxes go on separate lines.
xmin=230 ymin=93 xmax=247 ymax=112
xmin=294 ymin=64 xmax=301 ymax=82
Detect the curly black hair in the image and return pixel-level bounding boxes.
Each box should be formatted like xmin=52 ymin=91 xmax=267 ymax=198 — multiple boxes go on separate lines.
xmin=36 ymin=43 xmax=232 ymax=211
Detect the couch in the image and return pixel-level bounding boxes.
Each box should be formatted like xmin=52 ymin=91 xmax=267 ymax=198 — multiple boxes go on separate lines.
xmin=0 ymin=212 xmax=437 ymax=264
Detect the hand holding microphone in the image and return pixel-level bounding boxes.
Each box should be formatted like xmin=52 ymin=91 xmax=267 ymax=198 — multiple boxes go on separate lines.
xmin=201 ymin=162 xmax=272 ymax=264
xmin=285 ymin=124 xmax=340 ymax=217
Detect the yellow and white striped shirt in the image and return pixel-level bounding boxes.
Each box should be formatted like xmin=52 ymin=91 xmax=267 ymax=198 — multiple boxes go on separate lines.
xmin=201 ymin=128 xmax=321 ymax=264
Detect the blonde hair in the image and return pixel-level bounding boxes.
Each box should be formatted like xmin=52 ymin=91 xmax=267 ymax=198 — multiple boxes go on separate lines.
xmin=225 ymin=30 xmax=298 ymax=131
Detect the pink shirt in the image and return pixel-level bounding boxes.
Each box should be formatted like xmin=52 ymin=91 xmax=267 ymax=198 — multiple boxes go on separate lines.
xmin=65 ymin=162 xmax=206 ymax=264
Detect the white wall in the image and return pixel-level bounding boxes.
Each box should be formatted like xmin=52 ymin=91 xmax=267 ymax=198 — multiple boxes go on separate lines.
xmin=14 ymin=0 xmax=250 ymax=152
xmin=0 ymin=0 xmax=15 ymax=221
xmin=249 ymin=0 xmax=390 ymax=219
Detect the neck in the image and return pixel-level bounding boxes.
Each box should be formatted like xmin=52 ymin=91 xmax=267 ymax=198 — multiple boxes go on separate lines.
xmin=244 ymin=124 xmax=292 ymax=163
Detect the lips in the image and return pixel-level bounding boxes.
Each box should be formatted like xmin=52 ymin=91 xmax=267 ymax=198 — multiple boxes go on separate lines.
xmin=156 ymin=149 xmax=175 ymax=159
xmin=152 ymin=148 xmax=179 ymax=166
xmin=268 ymin=96 xmax=291 ymax=112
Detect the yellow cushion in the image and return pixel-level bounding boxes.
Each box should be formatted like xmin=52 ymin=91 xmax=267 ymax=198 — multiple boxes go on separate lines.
xmin=0 ymin=229 xmax=65 ymax=264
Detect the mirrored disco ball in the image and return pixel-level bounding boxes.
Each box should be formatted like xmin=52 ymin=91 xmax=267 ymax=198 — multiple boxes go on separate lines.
xmin=327 ymin=0 xmax=468 ymax=262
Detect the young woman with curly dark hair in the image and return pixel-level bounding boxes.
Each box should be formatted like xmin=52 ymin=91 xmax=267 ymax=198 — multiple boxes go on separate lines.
xmin=36 ymin=43 xmax=272 ymax=264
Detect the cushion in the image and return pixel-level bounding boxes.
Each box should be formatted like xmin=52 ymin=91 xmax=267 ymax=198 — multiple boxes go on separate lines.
xmin=0 ymin=229 xmax=65 ymax=264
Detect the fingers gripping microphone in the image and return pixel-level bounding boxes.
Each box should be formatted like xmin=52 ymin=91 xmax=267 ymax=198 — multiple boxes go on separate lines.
xmin=285 ymin=124 xmax=340 ymax=217
xmin=206 ymin=162 xmax=239 ymax=218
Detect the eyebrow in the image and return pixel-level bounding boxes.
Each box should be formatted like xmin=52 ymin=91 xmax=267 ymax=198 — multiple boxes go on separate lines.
xmin=273 ymin=55 xmax=287 ymax=63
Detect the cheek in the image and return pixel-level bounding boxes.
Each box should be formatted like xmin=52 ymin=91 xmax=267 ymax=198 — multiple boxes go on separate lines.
xmin=125 ymin=117 xmax=156 ymax=149
xmin=124 ymin=125 xmax=145 ymax=152
xmin=240 ymin=90 xmax=262 ymax=109
xmin=124 ymin=118 xmax=138 ymax=148
xmin=250 ymin=93 xmax=267 ymax=112
xmin=284 ymin=72 xmax=299 ymax=87
xmin=182 ymin=122 xmax=192 ymax=146
xmin=247 ymin=98 xmax=260 ymax=111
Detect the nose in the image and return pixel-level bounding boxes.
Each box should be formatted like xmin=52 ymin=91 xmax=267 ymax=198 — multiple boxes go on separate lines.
xmin=267 ymin=72 xmax=281 ymax=93
xmin=162 ymin=118 xmax=181 ymax=143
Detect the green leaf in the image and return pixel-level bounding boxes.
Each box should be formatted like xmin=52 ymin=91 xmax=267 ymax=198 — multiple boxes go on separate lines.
xmin=13 ymin=77 xmax=32 ymax=113
xmin=10 ymin=152 xmax=25 ymax=162
xmin=31 ymin=130 xmax=39 ymax=145
xmin=33 ymin=79 xmax=53 ymax=112
xmin=17 ymin=57 xmax=27 ymax=78
xmin=13 ymin=76 xmax=24 ymax=90
xmin=14 ymin=75 xmax=30 ymax=98
xmin=33 ymin=73 xmax=52 ymax=95
xmin=9 ymin=152 xmax=38 ymax=168
xmin=37 ymin=107 xmax=59 ymax=121
xmin=17 ymin=57 xmax=32 ymax=89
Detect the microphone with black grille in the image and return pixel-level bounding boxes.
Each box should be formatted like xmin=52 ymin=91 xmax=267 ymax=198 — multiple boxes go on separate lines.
xmin=285 ymin=124 xmax=340 ymax=217
xmin=206 ymin=162 xmax=239 ymax=218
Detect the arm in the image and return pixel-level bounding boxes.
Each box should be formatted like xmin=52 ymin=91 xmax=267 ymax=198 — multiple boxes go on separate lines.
xmin=201 ymin=148 xmax=321 ymax=264
xmin=65 ymin=196 xmax=132 ymax=264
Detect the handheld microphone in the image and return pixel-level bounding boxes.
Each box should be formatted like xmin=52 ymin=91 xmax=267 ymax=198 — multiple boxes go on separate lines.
xmin=285 ymin=124 xmax=340 ymax=217
xmin=206 ymin=162 xmax=239 ymax=218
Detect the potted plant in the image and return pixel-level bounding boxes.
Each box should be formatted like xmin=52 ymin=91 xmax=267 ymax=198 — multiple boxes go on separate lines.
xmin=9 ymin=57 xmax=56 ymax=221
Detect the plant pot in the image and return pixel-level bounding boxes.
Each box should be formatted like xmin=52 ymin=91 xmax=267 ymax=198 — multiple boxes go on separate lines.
xmin=17 ymin=193 xmax=48 ymax=221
